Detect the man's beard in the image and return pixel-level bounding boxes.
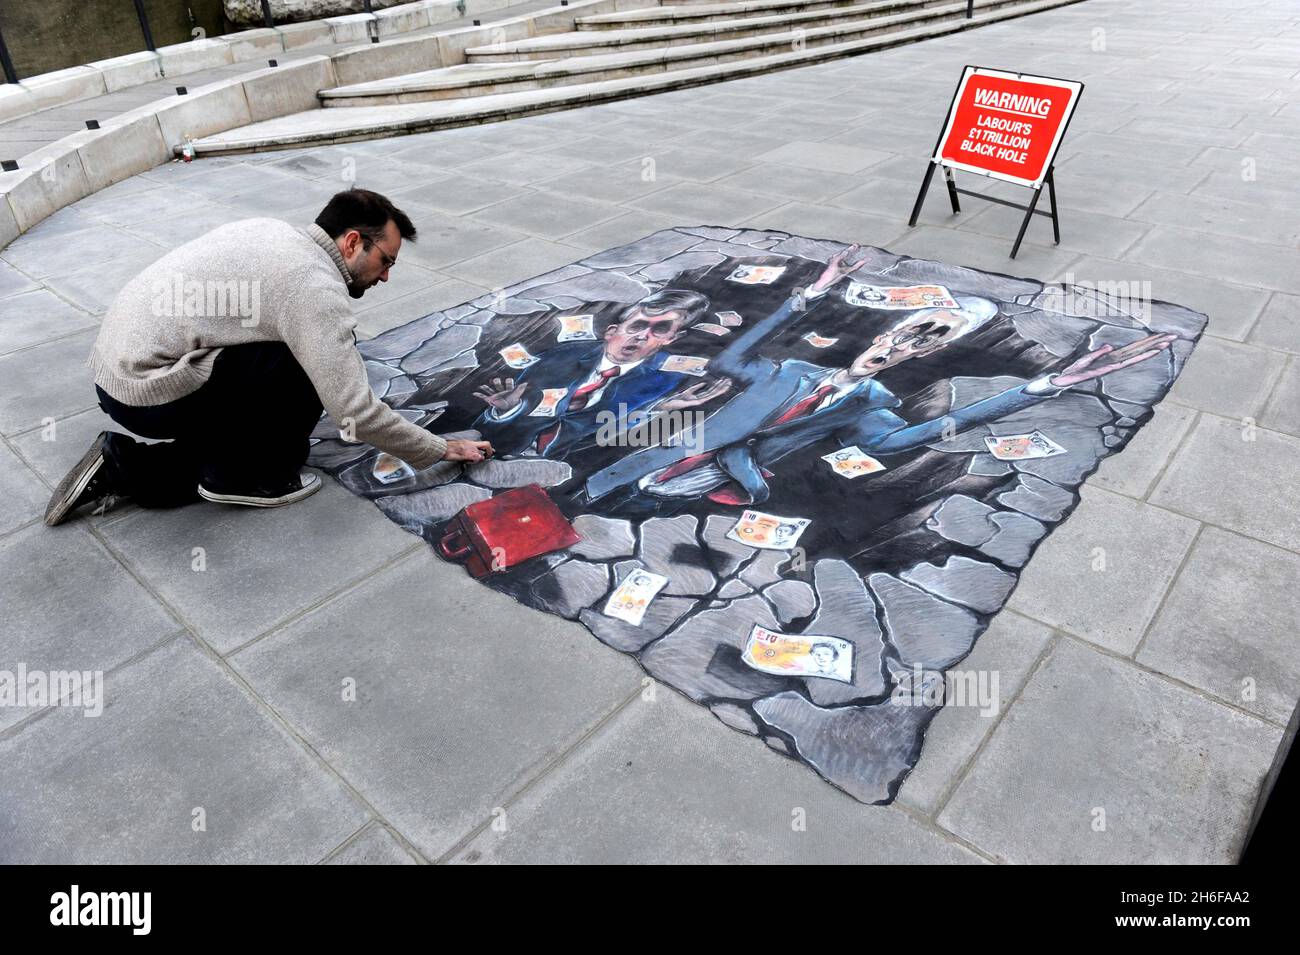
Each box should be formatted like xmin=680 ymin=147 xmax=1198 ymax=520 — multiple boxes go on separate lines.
xmin=347 ymin=281 xmax=366 ymax=299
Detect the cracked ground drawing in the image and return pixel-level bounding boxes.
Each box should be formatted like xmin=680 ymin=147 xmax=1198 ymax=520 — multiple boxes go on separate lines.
xmin=307 ymin=226 xmax=1206 ymax=804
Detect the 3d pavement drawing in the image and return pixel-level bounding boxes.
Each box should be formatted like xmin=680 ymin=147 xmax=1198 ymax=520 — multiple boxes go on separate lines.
xmin=307 ymin=225 xmax=1206 ymax=804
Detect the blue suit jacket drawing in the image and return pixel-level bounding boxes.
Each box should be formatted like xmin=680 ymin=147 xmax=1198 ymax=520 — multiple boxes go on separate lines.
xmin=585 ymin=290 xmax=1058 ymax=504
xmin=475 ymin=341 xmax=691 ymax=459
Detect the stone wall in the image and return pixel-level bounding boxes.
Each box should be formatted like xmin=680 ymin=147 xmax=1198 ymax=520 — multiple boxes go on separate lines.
xmin=0 ymin=0 xmax=228 ymax=79
xmin=223 ymin=1 xmax=408 ymax=28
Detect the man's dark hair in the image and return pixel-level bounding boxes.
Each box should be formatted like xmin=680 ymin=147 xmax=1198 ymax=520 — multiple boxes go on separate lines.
xmin=614 ymin=288 xmax=711 ymax=330
xmin=315 ymin=188 xmax=417 ymax=243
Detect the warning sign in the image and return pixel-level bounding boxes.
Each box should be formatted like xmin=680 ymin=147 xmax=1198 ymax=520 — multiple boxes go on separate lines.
xmin=934 ymin=67 xmax=1083 ymax=186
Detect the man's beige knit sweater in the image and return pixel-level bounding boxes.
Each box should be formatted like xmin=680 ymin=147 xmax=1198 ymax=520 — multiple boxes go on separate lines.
xmin=87 ymin=218 xmax=447 ymax=469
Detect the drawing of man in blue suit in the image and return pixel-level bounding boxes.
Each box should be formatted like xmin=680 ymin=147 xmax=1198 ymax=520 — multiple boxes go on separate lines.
xmin=472 ymin=289 xmax=731 ymax=459
xmin=583 ymin=245 xmax=1175 ymax=509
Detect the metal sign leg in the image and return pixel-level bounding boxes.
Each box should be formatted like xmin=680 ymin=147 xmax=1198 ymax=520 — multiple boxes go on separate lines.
xmin=1010 ymin=183 xmax=1045 ymax=259
xmin=1046 ymin=167 xmax=1061 ymax=245
xmin=907 ymin=162 xmax=937 ymax=228
xmin=944 ymin=167 xmax=961 ymax=214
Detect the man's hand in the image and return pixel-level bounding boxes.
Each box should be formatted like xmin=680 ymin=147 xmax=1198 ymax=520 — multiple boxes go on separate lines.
xmin=1049 ymin=333 xmax=1178 ymax=389
xmin=473 ymin=377 xmax=528 ymax=414
xmin=443 ymin=438 xmax=495 ymax=462
xmin=809 ymin=243 xmax=872 ymax=296
xmin=658 ymin=377 xmax=733 ymax=411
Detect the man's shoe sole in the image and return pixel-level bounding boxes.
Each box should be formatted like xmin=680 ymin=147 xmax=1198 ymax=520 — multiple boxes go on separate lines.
xmin=197 ymin=473 xmax=322 ymax=508
xmin=44 ymin=434 xmax=109 ymax=527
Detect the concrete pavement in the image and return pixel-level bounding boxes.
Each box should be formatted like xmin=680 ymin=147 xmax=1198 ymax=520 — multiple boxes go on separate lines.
xmin=1 ymin=0 xmax=1297 ymax=863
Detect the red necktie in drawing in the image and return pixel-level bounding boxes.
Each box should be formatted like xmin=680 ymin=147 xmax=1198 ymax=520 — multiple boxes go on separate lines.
xmin=566 ymin=366 xmax=621 ymax=412
xmin=534 ymin=366 xmax=622 ymax=454
xmin=769 ymin=382 xmax=837 ymax=426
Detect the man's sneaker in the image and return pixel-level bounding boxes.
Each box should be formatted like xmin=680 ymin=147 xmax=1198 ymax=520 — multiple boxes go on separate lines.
xmin=197 ymin=472 xmax=322 ymax=508
xmin=44 ymin=432 xmax=125 ymax=526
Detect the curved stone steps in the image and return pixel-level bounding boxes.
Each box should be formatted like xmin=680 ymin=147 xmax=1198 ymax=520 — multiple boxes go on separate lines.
xmin=463 ymin=0 xmax=1028 ymax=61
xmin=321 ymin=0 xmax=995 ymax=106
xmin=576 ymin=0 xmax=887 ymax=29
xmin=187 ymin=0 xmax=1083 ymax=155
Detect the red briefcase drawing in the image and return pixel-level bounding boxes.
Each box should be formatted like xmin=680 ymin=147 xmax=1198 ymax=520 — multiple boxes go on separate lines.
xmin=437 ymin=483 xmax=581 ymax=577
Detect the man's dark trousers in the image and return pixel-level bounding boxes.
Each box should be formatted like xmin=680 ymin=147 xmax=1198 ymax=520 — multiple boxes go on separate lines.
xmin=96 ymin=342 xmax=323 ymax=508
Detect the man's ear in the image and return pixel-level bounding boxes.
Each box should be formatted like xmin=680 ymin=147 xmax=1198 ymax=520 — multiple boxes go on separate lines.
xmin=602 ymin=323 xmax=617 ymax=341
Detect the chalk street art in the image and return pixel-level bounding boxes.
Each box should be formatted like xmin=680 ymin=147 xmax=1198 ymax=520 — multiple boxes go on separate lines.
xmin=309 ymin=226 xmax=1206 ymax=804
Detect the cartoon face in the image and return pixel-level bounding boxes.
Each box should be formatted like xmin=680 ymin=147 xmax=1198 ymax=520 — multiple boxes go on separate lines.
xmin=603 ymin=308 xmax=687 ymax=363
xmin=848 ymin=309 xmax=973 ymax=377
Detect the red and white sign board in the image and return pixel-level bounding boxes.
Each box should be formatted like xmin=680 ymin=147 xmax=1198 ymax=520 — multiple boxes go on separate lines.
xmin=933 ymin=67 xmax=1083 ymax=187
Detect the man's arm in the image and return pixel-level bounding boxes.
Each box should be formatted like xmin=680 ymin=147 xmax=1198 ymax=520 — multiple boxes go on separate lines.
xmin=274 ymin=278 xmax=471 ymax=468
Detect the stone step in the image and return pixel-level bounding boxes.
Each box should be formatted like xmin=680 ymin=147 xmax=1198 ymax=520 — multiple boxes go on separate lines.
xmin=575 ymin=0 xmax=922 ymax=30
xmin=463 ymin=0 xmax=1023 ymax=61
xmin=321 ymin=0 xmax=982 ymax=106
xmin=188 ymin=0 xmax=1082 ymax=155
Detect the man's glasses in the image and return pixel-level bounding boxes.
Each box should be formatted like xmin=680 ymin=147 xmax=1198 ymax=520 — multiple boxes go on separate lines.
xmin=361 ymin=235 xmax=398 ymax=270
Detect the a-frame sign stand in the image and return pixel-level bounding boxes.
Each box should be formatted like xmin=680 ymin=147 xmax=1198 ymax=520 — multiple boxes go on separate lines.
xmin=908 ymin=67 xmax=1083 ymax=259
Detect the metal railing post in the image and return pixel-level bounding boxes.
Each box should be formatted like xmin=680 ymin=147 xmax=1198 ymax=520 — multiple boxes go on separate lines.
xmin=132 ymin=0 xmax=157 ymax=52
xmin=261 ymin=0 xmax=275 ymax=29
xmin=967 ymin=0 xmax=974 ymax=17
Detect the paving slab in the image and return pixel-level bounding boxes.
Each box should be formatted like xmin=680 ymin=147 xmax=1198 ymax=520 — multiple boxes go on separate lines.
xmin=439 ymin=234 xmax=593 ymax=289
xmin=449 ymin=687 xmax=985 ymax=864
xmin=938 ymin=638 xmax=1282 ymax=864
xmin=387 ymin=173 xmax=527 ymax=216
xmin=0 ymin=636 xmax=368 ymax=863
xmin=229 ymin=548 xmax=643 ymax=861
xmin=0 ymin=441 xmax=51 ymax=536
xmin=1090 ymin=400 xmax=1197 ymax=500
xmin=1137 ymin=527 xmax=1300 ymax=726
xmin=0 ymin=521 xmax=182 ymax=731
xmin=0 ymin=287 xmax=99 ymax=356
xmin=1260 ymin=358 xmax=1299 ymax=438
xmin=1125 ymin=225 xmax=1300 ymax=292
xmin=0 ymin=0 xmax=1296 ymax=865
xmin=1168 ymin=335 xmax=1287 ymax=420
xmin=355 ymin=279 xmax=491 ymax=339
xmin=1065 ymin=254 xmax=1270 ymax=343
xmin=0 ymin=261 xmax=39 ymax=300
xmin=98 ymin=479 xmax=421 ymax=655
xmin=954 ymin=203 xmax=1153 ymax=261
xmin=323 ymin=822 xmax=420 ymax=865
xmin=1007 ymin=484 xmax=1199 ymax=656
xmin=1150 ymin=413 xmax=1300 ymax=553
xmin=896 ymin=611 xmax=1055 ymax=817
xmin=467 ymin=189 xmax=625 ymax=239
xmin=625 ymin=180 xmax=786 ymax=225
xmin=1247 ymin=293 xmax=1300 ymax=355
xmin=0 ymin=330 xmax=100 ymax=436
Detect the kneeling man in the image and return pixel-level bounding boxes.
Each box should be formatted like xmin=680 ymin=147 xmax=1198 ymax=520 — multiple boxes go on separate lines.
xmin=46 ymin=188 xmax=491 ymax=525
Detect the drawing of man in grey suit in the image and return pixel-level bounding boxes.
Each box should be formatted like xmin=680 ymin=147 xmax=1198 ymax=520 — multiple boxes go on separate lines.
xmin=583 ymin=245 xmax=1175 ymax=510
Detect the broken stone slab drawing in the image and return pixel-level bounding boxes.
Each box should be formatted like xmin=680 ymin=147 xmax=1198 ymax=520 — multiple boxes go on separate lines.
xmin=310 ymin=226 xmax=1206 ymax=804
